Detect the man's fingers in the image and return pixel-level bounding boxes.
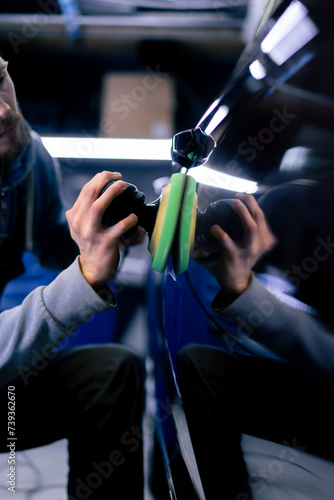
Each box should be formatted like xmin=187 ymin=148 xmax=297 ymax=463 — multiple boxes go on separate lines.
xmin=231 ymin=198 xmax=257 ymax=238
xmin=73 ymin=171 xmax=122 ymax=213
xmin=210 ymin=224 xmax=234 ymax=252
xmin=120 ymin=226 xmax=146 ymax=249
xmin=90 ymin=179 xmax=127 ymax=226
xmin=211 ymin=224 xmax=225 ymax=241
xmin=109 ymin=213 xmax=138 ymax=241
xmin=69 ymin=171 xmax=126 ymax=229
xmin=234 ymin=193 xmax=277 ymax=252
xmin=235 ymin=192 xmax=269 ymax=226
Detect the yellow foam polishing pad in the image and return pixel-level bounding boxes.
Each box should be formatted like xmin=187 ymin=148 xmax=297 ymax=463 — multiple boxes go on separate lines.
xmin=148 ymin=183 xmax=171 ymax=258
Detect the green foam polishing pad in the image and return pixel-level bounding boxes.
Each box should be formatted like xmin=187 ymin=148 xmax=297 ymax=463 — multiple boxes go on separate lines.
xmin=173 ymin=175 xmax=197 ymax=274
xmin=150 ymin=173 xmax=187 ymax=273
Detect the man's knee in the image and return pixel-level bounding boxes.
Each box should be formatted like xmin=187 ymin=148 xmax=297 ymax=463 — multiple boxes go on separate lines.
xmin=177 ymin=344 xmax=202 ymax=371
xmin=77 ymin=344 xmax=144 ymax=378
xmin=117 ymin=347 xmax=145 ymax=391
xmin=177 ymin=344 xmax=239 ymax=392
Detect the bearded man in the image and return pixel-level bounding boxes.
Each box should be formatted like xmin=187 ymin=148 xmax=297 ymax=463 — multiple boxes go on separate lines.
xmin=0 ymin=57 xmax=145 ymax=500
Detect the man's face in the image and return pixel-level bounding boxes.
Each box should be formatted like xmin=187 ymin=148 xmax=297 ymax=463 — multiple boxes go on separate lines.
xmin=0 ymin=58 xmax=30 ymax=166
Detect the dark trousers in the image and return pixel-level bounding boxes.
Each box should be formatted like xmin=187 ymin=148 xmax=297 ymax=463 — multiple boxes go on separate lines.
xmin=177 ymin=344 xmax=334 ymax=500
xmin=0 ymin=344 xmax=145 ymax=499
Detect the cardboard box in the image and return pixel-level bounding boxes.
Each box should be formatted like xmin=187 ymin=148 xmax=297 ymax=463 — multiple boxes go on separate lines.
xmin=100 ymin=71 xmax=174 ymax=139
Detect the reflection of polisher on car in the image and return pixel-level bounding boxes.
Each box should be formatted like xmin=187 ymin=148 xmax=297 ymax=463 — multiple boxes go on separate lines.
xmin=101 ymin=0 xmax=334 ymax=274
xmin=100 ymin=128 xmax=244 ymax=274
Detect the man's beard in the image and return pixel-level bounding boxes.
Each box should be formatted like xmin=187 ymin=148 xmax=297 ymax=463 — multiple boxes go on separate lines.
xmin=0 ymin=111 xmax=31 ymax=167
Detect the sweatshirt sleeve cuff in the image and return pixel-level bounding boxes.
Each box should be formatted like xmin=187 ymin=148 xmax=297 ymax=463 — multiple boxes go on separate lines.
xmin=212 ymin=273 xmax=257 ymax=314
xmin=42 ymin=257 xmax=115 ymax=332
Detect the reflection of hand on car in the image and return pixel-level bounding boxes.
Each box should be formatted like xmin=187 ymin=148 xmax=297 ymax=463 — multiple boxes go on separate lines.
xmin=211 ymin=193 xmax=277 ymax=302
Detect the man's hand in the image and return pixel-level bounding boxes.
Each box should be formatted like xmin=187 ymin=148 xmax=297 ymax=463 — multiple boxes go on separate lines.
xmin=211 ymin=193 xmax=276 ymax=300
xmin=66 ymin=171 xmax=139 ymax=288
